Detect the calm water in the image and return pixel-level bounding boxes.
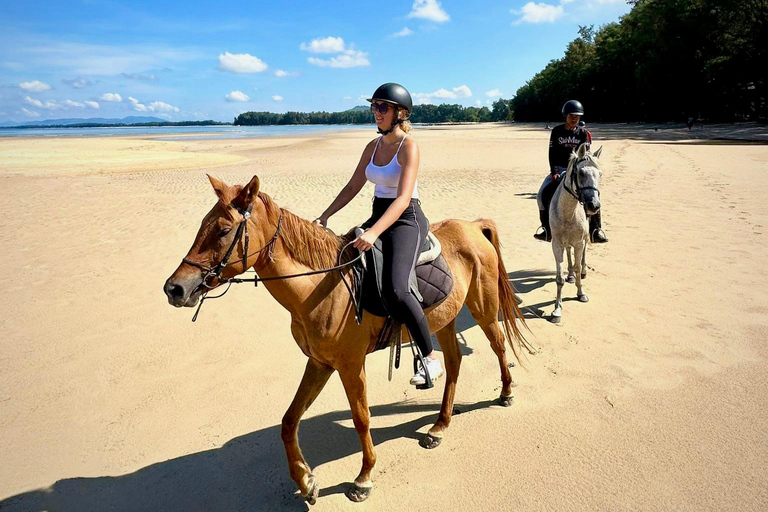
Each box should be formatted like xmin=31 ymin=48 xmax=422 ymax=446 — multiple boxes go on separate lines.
xmin=0 ymin=124 xmax=371 ymax=140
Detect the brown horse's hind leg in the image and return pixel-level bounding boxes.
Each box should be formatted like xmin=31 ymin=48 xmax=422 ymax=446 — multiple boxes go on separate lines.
xmin=422 ymin=319 xmax=462 ymax=449
xmin=338 ymin=363 xmax=376 ymax=502
xmin=281 ymin=357 xmax=334 ymax=505
xmin=478 ymin=319 xmax=516 ymax=406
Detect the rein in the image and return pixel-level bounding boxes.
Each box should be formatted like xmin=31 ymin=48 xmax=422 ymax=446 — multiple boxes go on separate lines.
xmin=562 ymin=158 xmax=600 ymax=205
xmin=179 ymin=197 xmax=363 ymax=322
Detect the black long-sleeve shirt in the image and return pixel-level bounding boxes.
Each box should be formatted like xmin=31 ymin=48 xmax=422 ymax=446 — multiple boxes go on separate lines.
xmin=548 ymin=124 xmax=590 ymax=172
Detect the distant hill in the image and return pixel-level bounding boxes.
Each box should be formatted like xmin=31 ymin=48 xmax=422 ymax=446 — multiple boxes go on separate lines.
xmin=345 ymin=105 xmax=370 ymax=112
xmin=0 ymin=116 xmax=166 ymax=127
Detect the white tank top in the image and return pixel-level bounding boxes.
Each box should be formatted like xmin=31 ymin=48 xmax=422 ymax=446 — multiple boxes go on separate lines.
xmin=364 ymin=135 xmax=418 ymax=199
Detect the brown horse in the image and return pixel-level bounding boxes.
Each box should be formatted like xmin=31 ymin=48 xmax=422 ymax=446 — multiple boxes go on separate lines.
xmin=164 ymin=175 xmax=532 ymax=504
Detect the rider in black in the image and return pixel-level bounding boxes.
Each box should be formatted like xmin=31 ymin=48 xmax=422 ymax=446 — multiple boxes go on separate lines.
xmin=534 ymin=100 xmax=608 ymax=243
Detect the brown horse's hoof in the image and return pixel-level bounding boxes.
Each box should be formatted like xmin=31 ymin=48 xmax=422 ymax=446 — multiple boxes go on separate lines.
xmin=305 ymin=474 xmax=319 ymax=505
xmin=420 ymin=432 xmax=443 ymax=449
xmin=566 ymin=275 xmax=576 ymax=284
xmin=346 ymin=483 xmax=372 ymax=502
xmin=498 ymin=394 xmax=514 ymax=407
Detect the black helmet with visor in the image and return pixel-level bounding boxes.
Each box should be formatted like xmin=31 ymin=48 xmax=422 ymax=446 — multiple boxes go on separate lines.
xmin=368 ymin=83 xmax=413 ymax=135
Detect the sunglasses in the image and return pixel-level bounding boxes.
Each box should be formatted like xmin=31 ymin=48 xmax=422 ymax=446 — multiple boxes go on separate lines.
xmin=370 ymin=102 xmax=392 ymax=115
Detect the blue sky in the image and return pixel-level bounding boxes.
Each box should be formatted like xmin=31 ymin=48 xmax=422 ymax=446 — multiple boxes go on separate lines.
xmin=0 ymin=0 xmax=631 ymax=123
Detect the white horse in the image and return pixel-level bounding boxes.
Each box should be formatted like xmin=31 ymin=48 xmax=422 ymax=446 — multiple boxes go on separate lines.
xmin=549 ymin=143 xmax=603 ymax=323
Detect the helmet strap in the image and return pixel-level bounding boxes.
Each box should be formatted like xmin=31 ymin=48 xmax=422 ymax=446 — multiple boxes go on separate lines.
xmin=377 ymin=106 xmax=401 ymax=135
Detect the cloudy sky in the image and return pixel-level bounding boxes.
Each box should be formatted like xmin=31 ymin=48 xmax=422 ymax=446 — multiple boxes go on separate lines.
xmin=0 ymin=0 xmax=631 ymax=123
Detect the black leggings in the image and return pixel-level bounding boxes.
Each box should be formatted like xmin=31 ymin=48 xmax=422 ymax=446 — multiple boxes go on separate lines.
xmin=363 ymin=198 xmax=433 ymax=356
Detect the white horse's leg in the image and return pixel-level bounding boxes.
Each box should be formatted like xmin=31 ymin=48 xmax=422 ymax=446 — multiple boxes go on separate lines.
xmin=581 ymin=242 xmax=588 ymax=279
xmin=574 ymin=239 xmax=589 ymax=303
xmin=566 ymin=247 xmax=576 ymax=284
xmin=551 ymin=240 xmax=565 ymax=323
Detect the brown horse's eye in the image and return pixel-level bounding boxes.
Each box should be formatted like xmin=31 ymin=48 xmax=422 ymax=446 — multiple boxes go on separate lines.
xmin=218 ymin=228 xmax=231 ymax=238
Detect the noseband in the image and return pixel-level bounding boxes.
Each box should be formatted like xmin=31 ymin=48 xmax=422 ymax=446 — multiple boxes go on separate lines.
xmin=182 ymin=198 xmax=283 ymax=290
xmin=562 ymin=159 xmax=600 ymax=205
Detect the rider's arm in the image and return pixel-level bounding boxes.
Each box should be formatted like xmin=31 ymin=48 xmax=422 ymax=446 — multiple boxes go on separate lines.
xmin=319 ymin=140 xmax=375 ymax=221
xmin=548 ymin=128 xmax=557 ymax=172
xmin=367 ymin=138 xmax=419 ymax=237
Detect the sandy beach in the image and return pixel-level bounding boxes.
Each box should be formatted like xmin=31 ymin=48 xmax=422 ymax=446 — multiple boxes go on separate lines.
xmin=1 ymin=123 xmax=767 ymax=511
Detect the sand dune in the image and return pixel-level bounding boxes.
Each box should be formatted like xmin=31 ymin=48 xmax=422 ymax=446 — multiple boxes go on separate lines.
xmin=1 ymin=124 xmax=766 ymax=512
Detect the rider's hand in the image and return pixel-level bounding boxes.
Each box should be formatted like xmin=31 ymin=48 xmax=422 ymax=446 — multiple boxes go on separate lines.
xmin=353 ymin=229 xmax=378 ymax=252
xmin=313 ymin=215 xmax=328 ymax=228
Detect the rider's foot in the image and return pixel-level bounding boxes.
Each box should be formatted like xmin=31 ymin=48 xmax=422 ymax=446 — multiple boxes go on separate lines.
xmin=590 ymin=229 xmax=608 ymax=243
xmin=410 ymin=357 xmax=443 ymax=387
xmin=533 ymin=227 xmax=552 ymax=242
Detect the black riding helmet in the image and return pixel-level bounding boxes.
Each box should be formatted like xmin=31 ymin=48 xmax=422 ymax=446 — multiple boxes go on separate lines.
xmin=562 ymin=99 xmax=584 ymax=116
xmin=368 ymin=83 xmax=413 ymax=135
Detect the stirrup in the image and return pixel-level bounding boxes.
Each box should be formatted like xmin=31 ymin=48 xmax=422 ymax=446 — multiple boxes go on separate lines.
xmin=590 ymin=228 xmax=608 ymax=243
xmin=533 ymin=226 xmax=551 ymax=242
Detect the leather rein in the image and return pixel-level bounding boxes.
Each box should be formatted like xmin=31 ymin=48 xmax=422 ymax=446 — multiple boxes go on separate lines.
xmin=562 ymin=158 xmax=600 ymax=205
xmin=180 ymin=196 xmax=362 ymax=322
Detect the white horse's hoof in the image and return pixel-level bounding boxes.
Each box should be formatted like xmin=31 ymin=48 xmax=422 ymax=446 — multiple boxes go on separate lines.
xmin=566 ymin=275 xmax=575 ymax=284
xmin=550 ymin=313 xmax=562 ymax=323
xmin=578 ymin=294 xmax=589 ymax=303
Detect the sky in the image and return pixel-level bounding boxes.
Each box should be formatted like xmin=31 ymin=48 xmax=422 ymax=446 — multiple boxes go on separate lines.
xmin=0 ymin=0 xmax=631 ymax=123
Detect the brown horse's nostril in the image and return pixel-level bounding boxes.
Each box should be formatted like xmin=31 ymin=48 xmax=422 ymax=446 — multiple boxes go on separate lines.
xmin=164 ymin=279 xmax=187 ymax=301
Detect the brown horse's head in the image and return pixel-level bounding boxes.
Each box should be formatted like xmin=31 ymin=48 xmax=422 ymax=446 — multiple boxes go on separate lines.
xmin=163 ymin=174 xmax=270 ymax=308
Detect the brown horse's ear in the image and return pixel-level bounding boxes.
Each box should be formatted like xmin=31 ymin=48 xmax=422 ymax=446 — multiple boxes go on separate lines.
xmin=235 ymin=175 xmax=261 ymax=208
xmin=208 ymin=174 xmax=230 ymax=203
xmin=577 ymin=143 xmax=588 ymax=158
xmin=593 ymin=146 xmax=603 ymax=159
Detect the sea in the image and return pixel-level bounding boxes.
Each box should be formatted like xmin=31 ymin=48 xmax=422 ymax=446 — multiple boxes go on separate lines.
xmin=0 ymin=124 xmax=371 ymax=140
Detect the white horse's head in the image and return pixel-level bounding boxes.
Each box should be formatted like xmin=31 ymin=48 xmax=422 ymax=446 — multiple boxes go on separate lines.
xmin=568 ymin=143 xmax=603 ymax=216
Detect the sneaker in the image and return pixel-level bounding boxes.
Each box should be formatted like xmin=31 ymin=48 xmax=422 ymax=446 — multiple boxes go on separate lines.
xmin=533 ymin=227 xmax=551 ymax=242
xmin=590 ymin=229 xmax=608 ymax=243
xmin=410 ymin=357 xmax=444 ymax=386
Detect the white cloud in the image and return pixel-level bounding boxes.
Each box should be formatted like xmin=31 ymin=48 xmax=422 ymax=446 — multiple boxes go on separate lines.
xmin=343 ymin=96 xmax=353 ymax=100
xmin=272 ymin=95 xmax=283 ymax=101
xmin=225 ymin=90 xmax=250 ymax=102
xmin=408 ymin=0 xmax=450 ymax=23
xmin=274 ymin=69 xmax=298 ymax=77
xmin=413 ymin=85 xmax=472 ymax=104
xmin=62 ymin=77 xmax=94 ymax=88
xmin=84 ymin=100 xmax=99 ymax=109
xmin=100 ymin=93 xmax=123 ymax=102
xmin=218 ymin=52 xmax=268 ymax=73
xmin=475 ymin=100 xmax=482 ymax=106
xmin=300 ymin=36 xmax=346 ymax=53
xmin=485 ymin=89 xmax=503 ymax=98
xmin=24 ymin=96 xmax=42 ymax=107
xmin=393 ymin=27 xmax=414 ymax=37
xmin=63 ymin=99 xmax=85 ymax=108
xmin=19 ymin=80 xmax=51 ymax=92
xmin=148 ymin=101 xmax=179 ymax=113
xmin=308 ymin=49 xmax=370 ymax=68
xmin=511 ymin=3 xmax=564 ymax=24
xmin=22 ymin=107 xmax=39 ymax=117
xmin=127 ymin=96 xmax=147 ymax=111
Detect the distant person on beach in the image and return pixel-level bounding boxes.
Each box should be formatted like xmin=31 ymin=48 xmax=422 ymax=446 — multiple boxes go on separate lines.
xmin=315 ymin=83 xmax=443 ymax=388
xmin=534 ymin=100 xmax=608 ymax=243
xmin=687 ymin=117 xmax=694 ymax=131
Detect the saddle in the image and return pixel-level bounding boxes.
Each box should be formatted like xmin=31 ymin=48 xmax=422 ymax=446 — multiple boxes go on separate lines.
xmin=349 ymin=227 xmax=454 ymax=353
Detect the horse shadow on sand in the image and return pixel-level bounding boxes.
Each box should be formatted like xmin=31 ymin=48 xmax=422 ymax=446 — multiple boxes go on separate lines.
xmin=0 ymin=400 xmax=501 ymax=512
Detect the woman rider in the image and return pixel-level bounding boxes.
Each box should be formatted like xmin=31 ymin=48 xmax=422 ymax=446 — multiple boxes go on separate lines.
xmin=315 ymin=83 xmax=443 ymax=387
xmin=534 ymin=100 xmax=608 ymax=243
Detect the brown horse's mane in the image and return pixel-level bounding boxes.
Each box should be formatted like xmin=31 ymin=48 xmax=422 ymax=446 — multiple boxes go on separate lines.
xmin=258 ymin=192 xmax=356 ymax=271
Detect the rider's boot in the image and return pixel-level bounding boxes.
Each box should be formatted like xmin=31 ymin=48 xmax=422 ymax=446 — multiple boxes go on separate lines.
xmin=589 ymin=210 xmax=608 ymax=243
xmin=534 ymin=209 xmax=552 ymax=242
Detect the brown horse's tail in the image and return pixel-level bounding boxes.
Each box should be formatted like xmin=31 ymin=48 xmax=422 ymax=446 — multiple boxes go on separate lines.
xmin=476 ymin=219 xmax=536 ymax=362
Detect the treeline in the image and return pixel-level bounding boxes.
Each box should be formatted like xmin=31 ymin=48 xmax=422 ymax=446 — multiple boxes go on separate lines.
xmin=234 ymin=100 xmax=513 ymax=126
xmin=511 ymin=0 xmax=767 ymax=122
xmin=8 ymin=120 xmax=227 ymax=129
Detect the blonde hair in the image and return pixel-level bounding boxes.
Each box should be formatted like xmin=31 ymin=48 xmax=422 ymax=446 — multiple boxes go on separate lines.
xmin=398 ymin=108 xmax=412 ymax=133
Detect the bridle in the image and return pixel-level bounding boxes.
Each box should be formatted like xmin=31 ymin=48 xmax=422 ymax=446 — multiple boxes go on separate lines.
xmin=178 ymin=195 xmax=362 ymax=322
xmin=562 ymin=158 xmax=600 ymax=205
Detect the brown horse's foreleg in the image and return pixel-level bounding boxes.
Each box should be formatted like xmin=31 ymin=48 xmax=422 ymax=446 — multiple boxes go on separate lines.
xmin=338 ymin=363 xmax=376 ymax=502
xmin=423 ymin=319 xmax=462 ymax=449
xmin=281 ymin=357 xmax=334 ymax=504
